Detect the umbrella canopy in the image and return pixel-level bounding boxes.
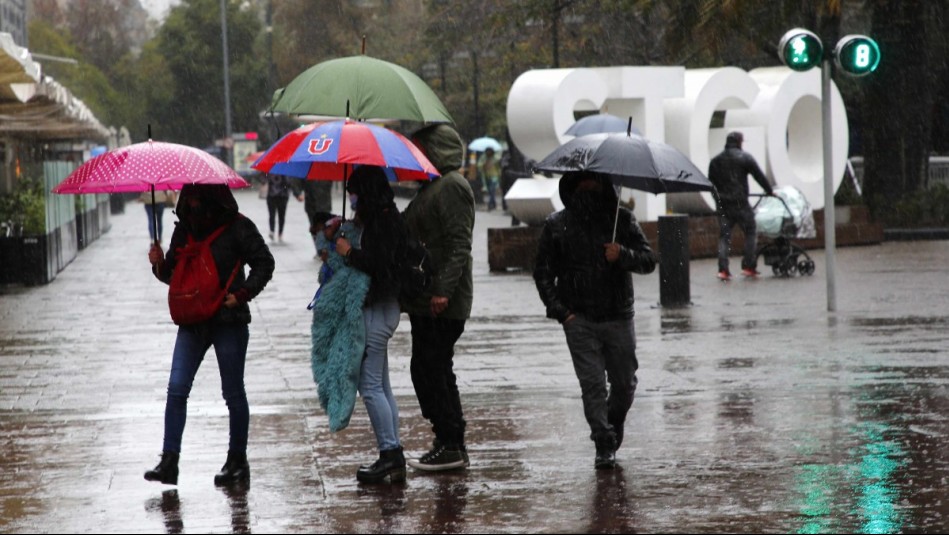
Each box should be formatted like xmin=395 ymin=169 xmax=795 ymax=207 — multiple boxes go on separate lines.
xmin=252 ymin=120 xmax=438 ymax=220
xmin=534 ymin=132 xmax=713 ymax=195
xmin=468 ymin=136 xmax=502 ymax=153
xmin=52 ymin=141 xmax=250 ymax=194
xmin=251 ymin=120 xmax=439 ymax=182
xmin=271 ymin=55 xmax=454 ymax=124
xmin=565 ymin=113 xmax=642 ymax=137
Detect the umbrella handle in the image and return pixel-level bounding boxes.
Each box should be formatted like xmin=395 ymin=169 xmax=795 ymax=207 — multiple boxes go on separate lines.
xmin=151 ymin=184 xmax=160 ymax=246
xmin=342 ymin=163 xmax=348 ymax=221
xmin=611 ymin=196 xmax=621 ymax=243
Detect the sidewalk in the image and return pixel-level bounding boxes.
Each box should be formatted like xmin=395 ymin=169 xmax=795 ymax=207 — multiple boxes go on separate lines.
xmin=1 ymin=187 xmax=947 ymax=533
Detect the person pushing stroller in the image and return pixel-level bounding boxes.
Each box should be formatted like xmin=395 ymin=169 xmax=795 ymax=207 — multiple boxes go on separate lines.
xmin=708 ymin=131 xmax=775 ymax=280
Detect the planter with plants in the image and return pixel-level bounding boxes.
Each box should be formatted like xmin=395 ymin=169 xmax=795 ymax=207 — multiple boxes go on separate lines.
xmin=0 ymin=177 xmax=51 ymax=285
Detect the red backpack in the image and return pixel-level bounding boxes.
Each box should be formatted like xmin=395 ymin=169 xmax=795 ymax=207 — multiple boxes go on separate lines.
xmin=168 ymin=223 xmax=240 ymax=325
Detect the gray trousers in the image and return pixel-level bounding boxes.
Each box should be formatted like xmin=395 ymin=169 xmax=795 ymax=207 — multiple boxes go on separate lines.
xmin=718 ymin=203 xmax=758 ymax=272
xmin=563 ymin=314 xmax=639 ymax=446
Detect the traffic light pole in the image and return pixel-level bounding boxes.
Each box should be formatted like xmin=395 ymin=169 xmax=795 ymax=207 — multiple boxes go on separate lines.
xmin=779 ymin=28 xmax=878 ymax=312
xmin=821 ymin=59 xmax=837 ymax=312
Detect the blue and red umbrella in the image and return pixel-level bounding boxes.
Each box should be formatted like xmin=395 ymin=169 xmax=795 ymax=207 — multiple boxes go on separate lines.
xmin=251 ymin=119 xmax=438 ymax=182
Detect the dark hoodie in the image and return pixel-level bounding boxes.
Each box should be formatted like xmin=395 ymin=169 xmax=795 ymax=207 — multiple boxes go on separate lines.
xmin=154 ymin=184 xmax=275 ymax=324
xmin=402 ymin=124 xmax=474 ymax=320
xmin=533 ymin=171 xmax=656 ymax=323
xmin=344 ymin=165 xmax=408 ymax=305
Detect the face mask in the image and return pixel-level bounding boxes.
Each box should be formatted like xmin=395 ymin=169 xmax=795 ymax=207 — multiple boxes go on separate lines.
xmin=572 ymin=190 xmax=602 ymax=213
xmin=349 ymin=193 xmax=358 ymax=211
xmin=185 ymin=201 xmax=206 ymax=222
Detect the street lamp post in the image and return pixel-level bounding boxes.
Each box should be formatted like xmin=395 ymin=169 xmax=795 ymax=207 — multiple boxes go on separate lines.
xmin=220 ymin=0 xmax=233 ymax=167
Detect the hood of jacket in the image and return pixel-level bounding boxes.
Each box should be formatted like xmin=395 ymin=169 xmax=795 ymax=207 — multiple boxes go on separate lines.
xmin=411 ymin=124 xmax=464 ymax=175
xmin=175 ymin=183 xmax=239 ymax=235
xmin=558 ymin=171 xmax=619 ymax=212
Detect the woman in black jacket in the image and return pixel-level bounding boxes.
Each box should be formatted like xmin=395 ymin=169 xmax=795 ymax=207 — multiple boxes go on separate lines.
xmin=144 ymin=184 xmax=275 ymax=487
xmin=333 ymin=165 xmax=409 ymax=483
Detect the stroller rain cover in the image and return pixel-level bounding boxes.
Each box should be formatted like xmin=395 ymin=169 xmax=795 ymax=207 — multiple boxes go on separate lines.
xmin=754 ymin=186 xmax=817 ymax=240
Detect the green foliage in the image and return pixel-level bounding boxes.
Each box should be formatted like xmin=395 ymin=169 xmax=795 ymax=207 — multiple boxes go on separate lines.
xmin=27 ymin=20 xmax=126 ymax=127
xmin=0 ymin=177 xmax=47 ymax=236
xmin=833 ymin=172 xmax=863 ymax=206
xmin=884 ymin=184 xmax=949 ymax=228
xmin=150 ymin=0 xmax=269 ymax=146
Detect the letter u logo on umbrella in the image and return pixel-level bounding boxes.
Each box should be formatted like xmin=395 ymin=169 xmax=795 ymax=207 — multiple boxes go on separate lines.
xmin=308 ymin=137 xmax=334 ymax=155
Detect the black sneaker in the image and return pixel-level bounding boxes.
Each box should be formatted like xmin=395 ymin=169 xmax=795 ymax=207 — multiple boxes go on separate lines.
xmin=406 ymin=444 xmax=466 ymax=472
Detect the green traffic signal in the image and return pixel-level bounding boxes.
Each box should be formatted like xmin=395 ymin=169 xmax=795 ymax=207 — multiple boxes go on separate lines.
xmin=778 ymin=28 xmax=823 ymax=71
xmin=834 ymin=35 xmax=881 ymax=76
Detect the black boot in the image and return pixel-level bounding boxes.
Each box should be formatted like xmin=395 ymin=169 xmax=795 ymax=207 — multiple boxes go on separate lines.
xmin=356 ymin=447 xmax=406 ymax=484
xmin=609 ymin=418 xmax=625 ymax=450
xmin=144 ymin=451 xmax=179 ymax=485
xmin=594 ymin=434 xmax=617 ymax=470
xmin=214 ymin=451 xmax=250 ymax=486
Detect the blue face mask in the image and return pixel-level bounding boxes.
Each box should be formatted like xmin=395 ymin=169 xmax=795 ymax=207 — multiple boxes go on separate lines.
xmin=349 ymin=193 xmax=358 ymax=211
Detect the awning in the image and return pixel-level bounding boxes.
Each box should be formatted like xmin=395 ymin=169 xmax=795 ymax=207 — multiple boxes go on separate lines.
xmin=0 ymin=32 xmax=109 ymax=142
xmin=0 ymin=32 xmax=40 ymax=101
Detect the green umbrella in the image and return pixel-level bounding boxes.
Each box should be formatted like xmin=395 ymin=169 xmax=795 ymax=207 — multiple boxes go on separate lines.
xmin=270 ymin=55 xmax=454 ymax=124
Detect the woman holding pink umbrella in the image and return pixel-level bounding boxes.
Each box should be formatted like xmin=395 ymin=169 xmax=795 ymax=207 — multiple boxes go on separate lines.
xmin=144 ymin=183 xmax=274 ymax=487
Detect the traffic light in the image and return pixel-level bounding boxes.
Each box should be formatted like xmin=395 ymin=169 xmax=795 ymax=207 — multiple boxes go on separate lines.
xmin=834 ymin=35 xmax=881 ymax=76
xmin=778 ymin=28 xmax=823 ymax=71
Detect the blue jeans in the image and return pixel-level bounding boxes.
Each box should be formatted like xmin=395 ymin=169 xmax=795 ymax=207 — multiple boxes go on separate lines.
xmin=562 ymin=314 xmax=639 ymax=445
xmin=358 ymin=298 xmax=402 ymax=451
xmin=486 ymin=178 xmax=499 ymax=211
xmin=162 ymin=322 xmax=250 ymax=453
xmin=144 ymin=204 xmax=165 ymax=242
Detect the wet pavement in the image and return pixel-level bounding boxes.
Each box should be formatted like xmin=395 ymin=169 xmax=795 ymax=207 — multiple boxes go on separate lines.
xmin=1 ymin=187 xmax=947 ymax=533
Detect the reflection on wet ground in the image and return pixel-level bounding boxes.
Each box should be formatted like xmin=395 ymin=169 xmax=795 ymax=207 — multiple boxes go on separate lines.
xmin=1 ymin=193 xmax=947 ymax=532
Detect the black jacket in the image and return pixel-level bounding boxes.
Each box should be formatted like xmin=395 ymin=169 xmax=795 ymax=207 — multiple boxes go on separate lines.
xmin=343 ymin=167 xmax=408 ymax=306
xmin=533 ymin=172 xmax=656 ymax=323
xmin=154 ymin=184 xmax=275 ymax=324
xmin=707 ymin=141 xmax=773 ymax=206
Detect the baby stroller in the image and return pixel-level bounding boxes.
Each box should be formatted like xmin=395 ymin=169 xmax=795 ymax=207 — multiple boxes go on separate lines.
xmin=752 ymin=186 xmax=817 ymax=277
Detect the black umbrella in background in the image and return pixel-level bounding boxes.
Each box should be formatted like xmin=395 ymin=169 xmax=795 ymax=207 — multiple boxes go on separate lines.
xmin=535 ymin=118 xmax=713 ymax=240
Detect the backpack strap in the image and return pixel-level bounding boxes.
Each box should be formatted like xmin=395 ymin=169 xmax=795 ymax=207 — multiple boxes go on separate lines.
xmin=193 ymin=221 xmax=242 ymax=293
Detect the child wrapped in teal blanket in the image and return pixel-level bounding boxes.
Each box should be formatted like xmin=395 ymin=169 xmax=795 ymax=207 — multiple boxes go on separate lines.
xmin=309 ymin=217 xmax=370 ymax=432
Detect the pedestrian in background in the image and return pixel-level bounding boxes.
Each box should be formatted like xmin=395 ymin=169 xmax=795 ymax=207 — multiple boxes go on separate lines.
xmin=261 ymin=172 xmax=303 ymax=243
xmin=144 ymin=184 xmax=274 ymax=487
xmin=403 ymin=124 xmax=475 ymax=471
xmin=533 ymin=171 xmax=656 ymax=470
xmin=139 ymin=189 xmax=176 ymax=243
xmin=304 ymin=180 xmax=334 ymax=257
xmin=478 ymin=147 xmax=501 ymax=211
xmin=707 ymin=131 xmax=774 ymax=280
xmin=464 ymin=151 xmax=484 ymax=206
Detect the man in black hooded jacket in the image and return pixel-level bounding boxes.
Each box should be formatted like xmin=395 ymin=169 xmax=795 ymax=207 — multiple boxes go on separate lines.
xmin=707 ymin=131 xmax=774 ymax=280
xmin=533 ymin=171 xmax=656 ymax=469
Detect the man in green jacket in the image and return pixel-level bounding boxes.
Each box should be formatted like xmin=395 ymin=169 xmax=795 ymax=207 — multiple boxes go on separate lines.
xmin=402 ymin=124 xmax=475 ymax=471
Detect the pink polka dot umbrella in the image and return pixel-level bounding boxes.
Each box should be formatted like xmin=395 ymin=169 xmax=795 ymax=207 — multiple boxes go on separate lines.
xmin=52 ymin=140 xmax=250 ymax=243
xmin=52 ymin=140 xmax=250 ymax=194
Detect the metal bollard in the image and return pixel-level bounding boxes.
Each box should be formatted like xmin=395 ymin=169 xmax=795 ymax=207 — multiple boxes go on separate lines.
xmin=658 ymin=215 xmax=691 ymax=307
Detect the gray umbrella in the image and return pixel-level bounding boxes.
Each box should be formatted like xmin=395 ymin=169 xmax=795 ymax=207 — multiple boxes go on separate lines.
xmin=535 ymin=128 xmax=713 ymax=240
xmin=564 ymin=113 xmax=642 ymax=136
